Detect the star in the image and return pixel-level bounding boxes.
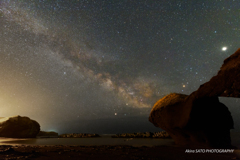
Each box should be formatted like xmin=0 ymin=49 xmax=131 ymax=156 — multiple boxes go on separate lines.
xmin=0 ymin=0 xmax=239 ymax=135
xmin=222 ymin=47 xmax=227 ymax=51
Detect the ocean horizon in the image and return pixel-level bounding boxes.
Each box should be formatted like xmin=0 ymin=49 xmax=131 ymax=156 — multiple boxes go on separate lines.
xmin=0 ymin=132 xmax=239 ymax=149
xmin=0 ymin=136 xmax=174 ymax=147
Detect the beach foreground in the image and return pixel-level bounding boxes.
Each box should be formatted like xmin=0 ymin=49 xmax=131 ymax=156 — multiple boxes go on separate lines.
xmin=0 ymin=145 xmax=238 ymax=160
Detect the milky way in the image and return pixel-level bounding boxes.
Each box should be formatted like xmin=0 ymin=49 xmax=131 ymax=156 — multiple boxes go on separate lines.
xmin=0 ymin=0 xmax=239 ymax=134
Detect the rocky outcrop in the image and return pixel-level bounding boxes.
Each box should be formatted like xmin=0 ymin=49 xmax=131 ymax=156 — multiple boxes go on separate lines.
xmin=111 ymin=131 xmax=171 ymax=138
xmin=112 ymin=132 xmax=153 ymax=138
xmin=149 ymin=48 xmax=240 ymax=148
xmin=152 ymin=131 xmax=171 ymax=138
xmin=150 ymin=94 xmax=233 ymax=147
xmin=59 ymin=133 xmax=100 ymax=138
xmin=149 ymin=93 xmax=189 ymax=130
xmin=193 ymin=48 xmax=240 ymax=98
xmin=0 ymin=115 xmax=40 ymax=138
xmin=37 ymin=131 xmax=58 ymax=137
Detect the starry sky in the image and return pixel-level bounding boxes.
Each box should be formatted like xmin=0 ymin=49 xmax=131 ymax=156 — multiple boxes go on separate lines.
xmin=0 ymin=0 xmax=239 ymax=134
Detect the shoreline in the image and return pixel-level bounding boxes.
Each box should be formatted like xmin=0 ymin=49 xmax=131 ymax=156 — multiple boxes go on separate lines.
xmin=0 ymin=144 xmax=238 ymax=160
xmin=0 ymin=137 xmax=175 ymax=147
xmin=0 ymin=131 xmax=239 ymax=159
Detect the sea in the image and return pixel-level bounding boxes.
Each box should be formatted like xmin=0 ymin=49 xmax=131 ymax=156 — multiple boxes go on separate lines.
xmin=0 ymin=135 xmax=174 ymax=147
xmin=0 ymin=132 xmax=239 ymax=148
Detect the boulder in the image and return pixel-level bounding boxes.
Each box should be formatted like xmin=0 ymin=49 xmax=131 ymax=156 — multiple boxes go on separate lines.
xmin=150 ymin=94 xmax=233 ymax=147
xmin=149 ymin=93 xmax=189 ymax=130
xmin=0 ymin=115 xmax=40 ymax=138
xmin=149 ymin=48 xmax=240 ymax=148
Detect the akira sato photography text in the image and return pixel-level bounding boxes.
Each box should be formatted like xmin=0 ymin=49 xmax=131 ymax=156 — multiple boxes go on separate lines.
xmin=185 ymin=149 xmax=235 ymax=154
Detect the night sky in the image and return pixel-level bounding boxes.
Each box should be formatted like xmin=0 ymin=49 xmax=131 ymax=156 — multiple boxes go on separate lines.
xmin=0 ymin=0 xmax=239 ymax=134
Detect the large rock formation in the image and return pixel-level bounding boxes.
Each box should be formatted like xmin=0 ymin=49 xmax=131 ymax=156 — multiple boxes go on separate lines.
xmin=193 ymin=48 xmax=240 ymax=98
xmin=149 ymin=93 xmax=189 ymax=129
xmin=0 ymin=115 xmax=40 ymax=138
xmin=149 ymin=94 xmax=233 ymax=147
xmin=149 ymin=48 xmax=240 ymax=148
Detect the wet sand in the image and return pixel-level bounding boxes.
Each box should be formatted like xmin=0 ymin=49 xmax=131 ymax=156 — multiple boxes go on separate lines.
xmin=0 ymin=145 xmax=238 ymax=160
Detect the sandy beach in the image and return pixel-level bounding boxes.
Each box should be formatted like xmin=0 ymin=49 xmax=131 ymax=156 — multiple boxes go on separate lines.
xmin=0 ymin=145 xmax=238 ymax=160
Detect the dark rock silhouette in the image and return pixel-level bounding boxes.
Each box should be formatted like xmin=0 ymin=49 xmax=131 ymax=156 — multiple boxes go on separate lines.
xmin=149 ymin=48 xmax=240 ymax=148
xmin=0 ymin=115 xmax=40 ymax=138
